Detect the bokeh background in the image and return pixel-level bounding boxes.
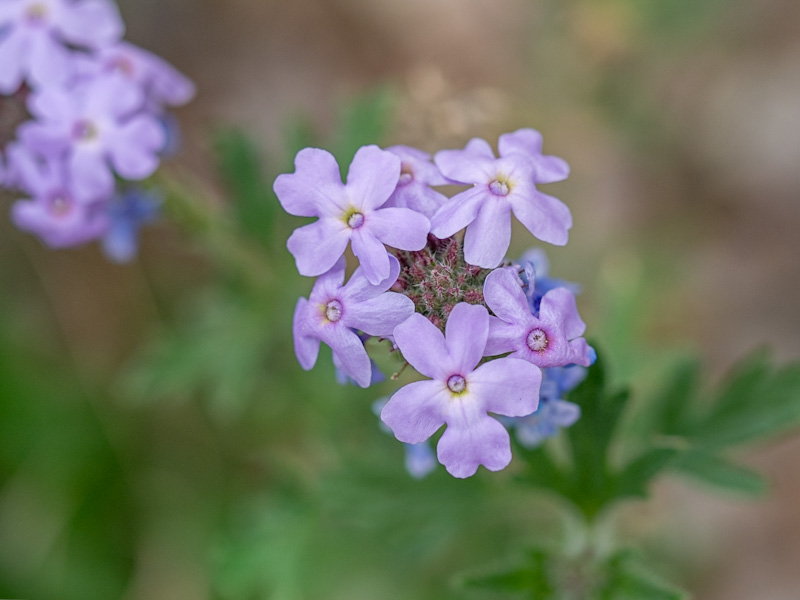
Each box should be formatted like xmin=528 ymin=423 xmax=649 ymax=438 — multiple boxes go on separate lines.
xmin=1 ymin=0 xmax=799 ymax=598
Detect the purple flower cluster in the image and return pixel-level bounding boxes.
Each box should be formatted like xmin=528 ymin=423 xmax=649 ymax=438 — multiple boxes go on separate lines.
xmin=276 ymin=131 xmax=593 ymax=478
xmin=0 ymin=0 xmax=193 ymax=260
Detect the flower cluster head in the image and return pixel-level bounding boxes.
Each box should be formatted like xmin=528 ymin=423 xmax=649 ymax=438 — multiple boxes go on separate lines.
xmin=0 ymin=0 xmax=193 ymax=260
xmin=276 ymin=130 xmax=593 ymax=478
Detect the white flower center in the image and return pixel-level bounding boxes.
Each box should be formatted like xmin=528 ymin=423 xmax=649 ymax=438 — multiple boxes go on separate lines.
xmin=447 ymin=374 xmax=466 ymax=394
xmin=347 ymin=212 xmax=365 ymax=229
xmin=526 ymin=328 xmax=548 ymax=352
xmin=325 ymin=300 xmax=343 ymax=323
xmin=398 ymin=164 xmax=414 ymax=186
xmin=489 ymin=178 xmax=511 ymax=196
xmin=48 ymin=196 xmax=72 ymax=217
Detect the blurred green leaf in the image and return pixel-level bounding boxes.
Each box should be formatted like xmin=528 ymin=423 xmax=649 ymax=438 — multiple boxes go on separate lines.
xmin=599 ymin=551 xmax=689 ymax=600
xmin=214 ymin=128 xmax=275 ymax=246
xmin=613 ymin=447 xmax=678 ymax=500
xmin=672 ymin=453 xmax=767 ymax=497
xmin=458 ymin=549 xmax=554 ymax=598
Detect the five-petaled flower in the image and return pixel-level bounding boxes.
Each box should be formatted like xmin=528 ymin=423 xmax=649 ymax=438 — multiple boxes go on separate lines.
xmin=381 ymin=303 xmax=542 ymax=478
xmin=274 ymin=145 xmax=431 ymax=285
xmin=483 ymin=267 xmax=593 ymax=368
xmin=430 ymin=129 xmax=573 ymax=268
xmin=293 ymin=255 xmax=414 ymax=388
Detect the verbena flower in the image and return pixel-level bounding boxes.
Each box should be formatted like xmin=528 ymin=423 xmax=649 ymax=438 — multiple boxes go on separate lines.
xmin=274 ymin=145 xmax=431 ymax=284
xmin=73 ymin=41 xmax=195 ymax=108
xmin=0 ymin=0 xmax=124 ymax=93
xmin=384 ymin=145 xmax=450 ymax=218
xmin=293 ymin=256 xmax=414 ymax=388
xmin=430 ymin=132 xmax=572 ymax=268
xmin=483 ymin=267 xmax=593 ymax=368
xmin=381 ymin=303 xmax=542 ymax=478
xmin=9 ymin=150 xmax=107 ymax=247
xmin=510 ymin=365 xmax=586 ymax=448
xmin=101 ymin=187 xmax=161 ymax=263
xmin=19 ymin=72 xmax=165 ymax=198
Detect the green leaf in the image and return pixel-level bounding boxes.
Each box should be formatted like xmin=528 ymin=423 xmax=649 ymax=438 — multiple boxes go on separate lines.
xmin=614 ymin=447 xmax=678 ymax=499
xmin=458 ymin=549 xmax=554 ymax=598
xmin=600 ymin=551 xmax=689 ymax=600
xmin=647 ymin=358 xmax=701 ymax=436
xmin=566 ymin=354 xmax=631 ymax=514
xmin=214 ymin=128 xmax=275 ymax=245
xmin=672 ymin=453 xmax=768 ymax=497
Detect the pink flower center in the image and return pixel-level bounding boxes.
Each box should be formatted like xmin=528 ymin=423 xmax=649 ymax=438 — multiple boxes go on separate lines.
xmin=398 ymin=164 xmax=414 ymax=186
xmin=526 ymin=328 xmax=548 ymax=352
xmin=347 ymin=212 xmax=365 ymax=229
xmin=489 ymin=178 xmax=510 ymax=196
xmin=325 ymin=300 xmax=343 ymax=323
xmin=447 ymin=374 xmax=466 ymax=394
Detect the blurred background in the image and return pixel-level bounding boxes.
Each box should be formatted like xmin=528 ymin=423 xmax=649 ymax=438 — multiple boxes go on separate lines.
xmin=1 ymin=0 xmax=799 ymax=598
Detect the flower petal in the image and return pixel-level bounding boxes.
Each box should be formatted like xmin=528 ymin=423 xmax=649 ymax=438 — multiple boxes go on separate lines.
xmin=429 ymin=187 xmax=484 ymax=238
xmin=107 ymin=116 xmax=165 ymax=180
xmin=28 ymin=31 xmax=71 ymax=89
xmin=483 ymin=267 xmax=534 ymax=325
xmin=437 ymin=414 xmax=511 ymax=478
xmin=351 ymin=228 xmax=391 ymax=284
xmin=320 ymin=325 xmax=371 ymax=388
xmin=274 ymin=148 xmax=346 ymax=217
xmin=444 ymin=302 xmax=488 ymax=374
xmin=287 ymin=219 xmax=351 ymax=277
xmin=346 ymin=145 xmax=400 ymax=211
xmin=58 ymin=0 xmax=125 ymax=48
xmin=510 ymin=191 xmax=572 ymax=246
xmin=393 ymin=313 xmax=451 ymax=380
xmin=368 ymin=207 xmax=429 ymax=251
xmin=381 ymin=380 xmax=448 ymax=444
xmin=293 ymin=297 xmax=320 ymax=370
xmin=485 ymin=317 xmax=522 ymax=356
xmin=0 ymin=28 xmax=27 ymax=94
xmin=70 ymin=148 xmax=114 ymax=199
xmin=434 ymin=139 xmax=496 ymax=184
xmin=469 ymin=357 xmax=541 ymax=417
xmin=342 ymin=254 xmax=400 ymax=302
xmin=539 ymin=287 xmax=586 ymax=340
xmin=463 ymin=197 xmax=511 ymax=268
xmin=344 ymin=293 xmax=414 ymax=337
xmin=308 ymin=256 xmax=346 ymax=302
xmin=498 ymin=128 xmax=543 ymax=156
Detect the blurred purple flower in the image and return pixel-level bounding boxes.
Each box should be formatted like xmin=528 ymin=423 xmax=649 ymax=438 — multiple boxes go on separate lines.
xmin=73 ymin=41 xmax=195 ymax=108
xmin=0 ymin=0 xmax=124 ymax=93
xmin=483 ymin=267 xmax=593 ymax=368
xmin=430 ymin=133 xmax=572 ymax=268
xmin=381 ymin=303 xmax=541 ymax=478
xmin=383 ymin=145 xmax=450 ymax=218
xmin=514 ymin=397 xmax=581 ymax=449
xmin=9 ymin=150 xmax=108 ymax=247
xmin=101 ymin=187 xmax=161 ymax=263
xmin=274 ymin=145 xmax=431 ymax=284
xmin=293 ymin=255 xmax=414 ymax=388
xmin=19 ymin=72 xmax=165 ymax=198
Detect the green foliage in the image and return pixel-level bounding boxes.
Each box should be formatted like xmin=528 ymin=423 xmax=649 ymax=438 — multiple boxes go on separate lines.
xmin=214 ymin=129 xmax=276 ymax=246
